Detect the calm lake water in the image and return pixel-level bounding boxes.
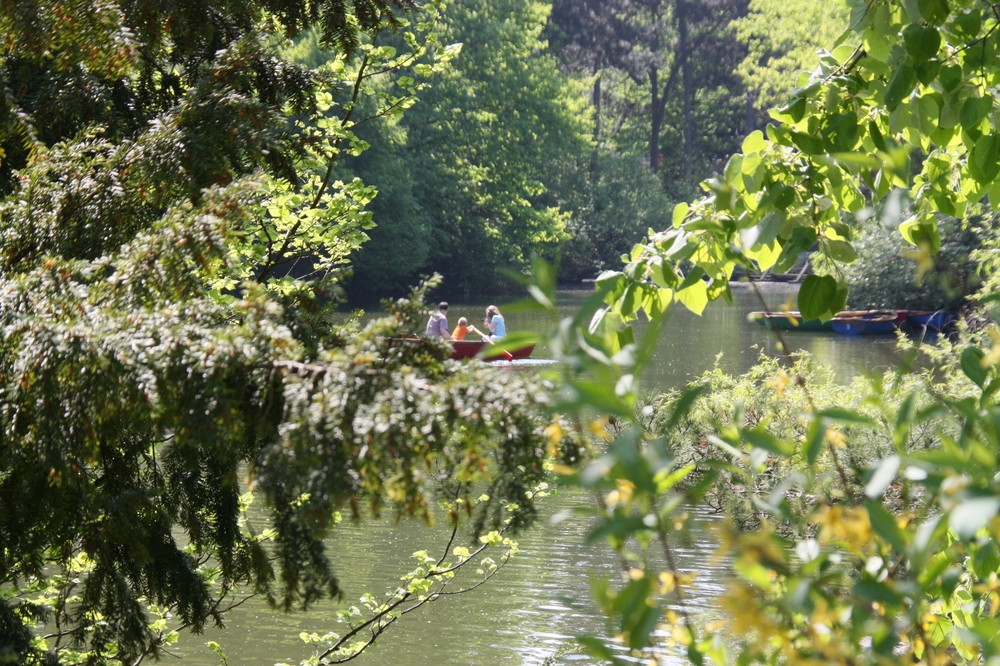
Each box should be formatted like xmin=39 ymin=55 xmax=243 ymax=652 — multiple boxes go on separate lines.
xmin=179 ymin=284 xmax=912 ymax=665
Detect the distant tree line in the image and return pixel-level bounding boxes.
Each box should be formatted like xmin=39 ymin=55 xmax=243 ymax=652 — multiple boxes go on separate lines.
xmin=338 ymin=0 xmax=847 ymax=301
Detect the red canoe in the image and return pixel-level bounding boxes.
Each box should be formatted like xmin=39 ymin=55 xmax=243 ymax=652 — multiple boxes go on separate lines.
xmin=450 ymin=340 xmax=535 ymax=361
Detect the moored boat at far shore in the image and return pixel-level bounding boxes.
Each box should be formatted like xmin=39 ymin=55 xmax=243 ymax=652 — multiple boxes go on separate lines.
xmin=750 ymin=309 xmax=956 ymax=335
xmin=830 ymin=312 xmax=900 ymax=335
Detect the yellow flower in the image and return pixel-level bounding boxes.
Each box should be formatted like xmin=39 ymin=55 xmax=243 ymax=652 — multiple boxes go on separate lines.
xmin=588 ymin=416 xmax=612 ymax=441
xmin=658 ymin=572 xmax=675 ymax=595
xmin=769 ymin=368 xmax=791 ymax=397
xmin=606 ymin=478 xmax=635 ymax=508
xmin=812 ymin=505 xmax=872 ymax=554
xmin=544 ymin=421 xmax=563 ymax=457
xmin=823 ymin=427 xmax=847 ymax=449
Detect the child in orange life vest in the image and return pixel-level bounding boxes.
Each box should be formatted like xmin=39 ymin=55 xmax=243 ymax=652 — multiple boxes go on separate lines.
xmin=452 ymin=317 xmax=471 ymax=340
xmin=453 ymin=317 xmax=488 ymax=341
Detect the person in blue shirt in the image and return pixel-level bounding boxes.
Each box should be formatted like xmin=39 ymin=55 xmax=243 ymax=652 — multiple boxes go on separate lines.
xmin=483 ymin=305 xmax=506 ymax=341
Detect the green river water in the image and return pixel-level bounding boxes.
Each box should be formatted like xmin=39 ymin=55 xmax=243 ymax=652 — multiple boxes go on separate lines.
xmin=176 ymin=284 xmax=916 ymax=665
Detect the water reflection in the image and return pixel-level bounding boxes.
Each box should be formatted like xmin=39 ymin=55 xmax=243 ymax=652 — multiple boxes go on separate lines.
xmin=518 ymin=284 xmax=908 ymax=392
xmin=185 ymin=492 xmax=728 ymax=665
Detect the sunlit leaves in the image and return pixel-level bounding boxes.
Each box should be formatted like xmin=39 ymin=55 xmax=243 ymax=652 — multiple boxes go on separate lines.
xmin=970 ymin=134 xmax=1000 ymax=185
xmin=566 ymin=65 xmax=1000 ymax=649
xmin=917 ymin=0 xmax=949 ymax=26
xmin=597 ymin=0 xmax=1000 ymax=348
xmin=797 ymin=274 xmax=846 ymax=321
xmin=903 ymin=23 xmax=941 ymax=64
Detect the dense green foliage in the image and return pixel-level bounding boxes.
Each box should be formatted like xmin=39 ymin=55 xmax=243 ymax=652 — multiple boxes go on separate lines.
xmin=648 ymin=351 xmax=966 ymax=529
xmin=8 ymin=0 xmax=1000 ymax=663
xmin=547 ymin=0 xmax=750 ymax=200
xmin=814 ymin=204 xmax=1000 ymax=312
xmin=559 ymin=152 xmax=674 ymax=283
xmin=346 ymin=0 xmax=592 ymax=299
xmin=732 ymin=0 xmax=850 ymax=118
xmin=538 ymin=0 xmax=1000 ymax=662
xmin=0 ymin=3 xmax=579 ymax=663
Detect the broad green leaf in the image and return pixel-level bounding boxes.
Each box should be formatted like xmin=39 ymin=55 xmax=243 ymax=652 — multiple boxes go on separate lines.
xmin=973 ymin=541 xmax=1000 ymax=581
xmin=620 ymin=284 xmax=639 ymax=318
xmin=823 ymin=112 xmax=860 ymax=152
xmin=918 ymin=551 xmax=952 ymax=590
xmin=970 ymin=133 xmax=1000 ymax=184
xmin=832 ymin=152 xmax=880 ymax=168
xmin=742 ymin=130 xmax=767 ymax=154
xmin=960 ymin=95 xmax=992 ymax=133
xmin=650 ymin=258 xmax=679 ymax=289
xmin=577 ymin=636 xmax=624 ymax=664
xmin=742 ymin=427 xmax=791 ymax=456
xmin=938 ymin=64 xmax=963 ymax=92
xmin=951 ymin=6 xmax=983 ymax=40
xmin=790 ymin=131 xmax=825 ymax=154
xmin=745 ymin=241 xmax=781 ymax=272
xmin=804 ymin=418 xmax=825 ymax=466
xmin=756 ymin=210 xmax=784 ymax=246
xmin=672 ymin=202 xmax=689 ymax=228
xmin=817 ymin=407 xmax=876 ymax=425
xmin=640 ymin=285 xmax=673 ymax=318
xmin=903 ymin=24 xmax=940 ymax=64
xmin=899 ymin=215 xmax=941 ymax=252
xmin=917 ymin=0 xmax=948 ymax=25
xmin=864 ymin=25 xmax=891 ymax=64
xmin=961 ymin=346 xmax=988 ymax=387
xmin=774 ymin=96 xmax=806 ymax=123
xmin=655 ymin=464 xmax=695 ymax=494
xmin=885 ymin=64 xmax=917 ymax=111
xmin=825 ymin=239 xmax=858 ymax=263
xmin=798 ymin=275 xmax=839 ymax=321
xmin=676 ymin=279 xmax=709 ymax=315
xmin=915 ymin=59 xmax=940 ymax=85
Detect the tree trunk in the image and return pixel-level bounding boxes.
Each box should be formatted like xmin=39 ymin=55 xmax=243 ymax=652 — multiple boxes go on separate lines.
xmin=649 ymin=65 xmax=661 ymax=172
xmin=678 ymin=0 xmax=693 ymax=182
xmin=591 ymin=56 xmax=602 ymax=174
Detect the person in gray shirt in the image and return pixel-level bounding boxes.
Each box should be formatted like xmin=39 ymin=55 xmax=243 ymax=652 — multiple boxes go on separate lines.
xmin=425 ymin=301 xmax=453 ymax=339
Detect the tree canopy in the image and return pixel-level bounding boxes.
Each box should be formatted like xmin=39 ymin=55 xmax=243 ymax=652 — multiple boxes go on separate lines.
xmin=345 ymin=0 xmax=593 ymax=299
xmin=0 ymin=2 xmax=577 ymax=663
xmin=596 ymin=0 xmax=1000 ymax=330
xmin=732 ymin=0 xmax=850 ymax=117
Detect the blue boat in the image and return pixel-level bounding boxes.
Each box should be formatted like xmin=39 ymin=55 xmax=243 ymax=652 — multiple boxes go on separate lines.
xmin=831 ymin=312 xmax=899 ymax=335
xmin=906 ymin=310 xmax=956 ymax=333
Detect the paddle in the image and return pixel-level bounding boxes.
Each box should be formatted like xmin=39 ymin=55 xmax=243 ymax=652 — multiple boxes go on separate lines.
xmin=469 ymin=325 xmax=513 ymax=361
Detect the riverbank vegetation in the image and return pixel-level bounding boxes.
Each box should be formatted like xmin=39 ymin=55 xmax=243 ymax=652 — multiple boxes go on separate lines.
xmin=562 ymin=0 xmax=1000 ymax=662
xmin=812 ymin=202 xmax=1000 ymax=312
xmin=0 ymin=3 xmax=584 ymax=663
xmin=5 ymin=0 xmax=1000 ymax=664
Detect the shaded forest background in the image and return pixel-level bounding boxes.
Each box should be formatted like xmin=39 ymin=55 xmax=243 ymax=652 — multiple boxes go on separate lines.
xmin=336 ymin=0 xmax=847 ymax=302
